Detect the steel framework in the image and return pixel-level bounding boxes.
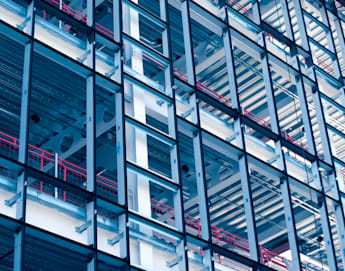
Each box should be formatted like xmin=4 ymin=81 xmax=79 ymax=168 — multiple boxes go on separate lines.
xmin=1 ymin=0 xmax=345 ymax=270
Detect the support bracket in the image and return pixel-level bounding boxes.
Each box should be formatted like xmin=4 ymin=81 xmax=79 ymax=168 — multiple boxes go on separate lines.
xmin=166 ymin=256 xmax=182 ymax=268
xmin=5 ymin=192 xmax=21 ymax=207
xmin=75 ymin=220 xmax=91 ymax=233
xmin=107 ymin=232 xmax=123 ymax=246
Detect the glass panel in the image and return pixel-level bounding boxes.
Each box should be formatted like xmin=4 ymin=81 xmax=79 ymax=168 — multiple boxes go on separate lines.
xmin=175 ymin=82 xmax=197 ymax=125
xmin=203 ymin=143 xmax=249 ymax=258
xmin=95 ymin=34 xmax=121 ymax=83
xmin=123 ymin=39 xmax=169 ymax=95
xmin=187 ymin=236 xmax=212 ymax=270
xmin=335 ymin=161 xmax=345 ymax=194
xmin=95 ymin=77 xmax=119 ymax=203
xmin=213 ymin=249 xmax=253 ymax=271
xmin=44 ymin=0 xmax=87 ymax=25
xmin=326 ymin=198 xmax=343 ymax=270
xmin=127 ymin=167 xmax=177 ymax=229
xmin=29 ymin=50 xmax=88 ymax=188
xmin=260 ymin=0 xmax=286 ymax=36
xmin=125 ymin=79 xmax=172 ymax=136
xmin=129 ymin=217 xmax=183 ymax=271
xmin=136 ymin=0 xmax=161 ymax=18
xmin=94 ymin=0 xmax=116 ymax=39
xmin=232 ymin=37 xmax=271 ymax=130
xmin=270 ymin=61 xmax=308 ymax=152
xmin=178 ymin=131 xmax=203 ymax=238
xmin=96 ymin=199 xmax=124 ymax=258
xmin=168 ymin=1 xmax=188 ymax=83
xmin=198 ymin=99 xmax=236 ymax=145
xmin=290 ymin=179 xmax=330 ymax=270
xmin=304 ymin=80 xmax=324 ymax=159
xmin=190 ymin=15 xmax=231 ymax=109
xmin=228 ymin=0 xmax=255 ymax=22
xmin=0 ymin=0 xmax=33 ymax=34
xmin=0 ymin=225 xmax=14 ymax=270
xmin=227 ymin=8 xmax=262 ymax=44
xmin=310 ymin=42 xmax=335 ymax=77
xmin=191 ymin=0 xmax=222 ymax=18
xmin=98 ymin=252 xmax=127 ymax=270
xmin=283 ymin=146 xmax=313 ymax=185
xmin=244 ymin=124 xmax=277 ymax=167
xmin=126 ymin=121 xmax=174 ymax=180
xmin=249 ymin=162 xmax=290 ymax=270
xmin=34 ymin=6 xmax=90 ymax=67
xmin=122 ymin=1 xmax=166 ymax=55
xmin=25 ymin=172 xmax=89 ymax=245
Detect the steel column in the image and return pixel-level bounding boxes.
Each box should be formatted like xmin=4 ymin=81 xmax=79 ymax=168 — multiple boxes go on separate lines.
xmin=86 ymin=0 xmax=97 ymax=268
xmin=14 ymin=1 xmax=35 ymax=270
xmin=223 ymin=20 xmax=260 ymax=263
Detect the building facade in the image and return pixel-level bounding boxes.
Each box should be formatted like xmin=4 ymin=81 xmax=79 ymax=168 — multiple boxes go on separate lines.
xmin=1 ymin=0 xmax=345 ymax=270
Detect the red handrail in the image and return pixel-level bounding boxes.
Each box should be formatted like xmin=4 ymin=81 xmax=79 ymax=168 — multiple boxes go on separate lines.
xmin=0 ymin=131 xmax=318 ymax=270
xmin=1 ymin=0 xmax=328 ymax=267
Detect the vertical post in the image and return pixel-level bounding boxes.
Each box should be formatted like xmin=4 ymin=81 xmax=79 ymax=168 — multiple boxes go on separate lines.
xmin=54 ymin=153 xmax=58 ymax=198
xmin=191 ymin=129 xmax=214 ymax=271
xmin=329 ymin=14 xmax=345 ymax=105
xmin=123 ymin=1 xmax=154 ymax=268
xmin=180 ymin=1 xmax=213 ymax=270
xmin=319 ymin=12 xmax=345 ymax=267
xmin=292 ymin=0 xmax=310 ymax=52
xmin=279 ymin=0 xmax=294 ymax=40
xmin=14 ymin=1 xmax=35 ymax=270
xmin=292 ymin=1 xmax=339 ymax=269
xmin=223 ymin=22 xmax=259 ymax=262
xmin=113 ymin=0 xmax=122 ymax=84
xmin=63 ymin=166 xmax=67 ymax=201
xmin=40 ymin=155 xmax=43 ymax=191
xmin=294 ymin=76 xmax=316 ymax=156
xmin=259 ymin=17 xmax=302 ymax=267
xmin=86 ymin=0 xmax=97 ymax=268
xmin=251 ymin=0 xmax=261 ymax=25
xmin=115 ymin=89 xmax=129 ymax=260
xmin=163 ymin=0 xmax=188 ymax=269
xmin=161 ymin=0 xmax=172 ymax=97
xmin=191 ymin=130 xmax=210 ymax=242
xmin=113 ymin=0 xmax=129 ymax=262
xmin=181 ymin=0 xmax=196 ymax=87
xmin=288 ymin=0 xmax=337 ymax=270
xmin=59 ymin=0 xmax=63 ymax=29
xmin=238 ymin=154 xmax=259 ymax=262
xmin=281 ymin=176 xmax=302 ymax=271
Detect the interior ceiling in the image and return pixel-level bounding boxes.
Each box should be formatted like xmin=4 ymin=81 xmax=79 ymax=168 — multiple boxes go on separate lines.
xmin=0 ymin=0 xmax=344 ymax=269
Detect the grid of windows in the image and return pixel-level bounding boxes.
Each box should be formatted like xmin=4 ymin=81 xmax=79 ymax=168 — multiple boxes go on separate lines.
xmin=1 ymin=0 xmax=345 ymax=270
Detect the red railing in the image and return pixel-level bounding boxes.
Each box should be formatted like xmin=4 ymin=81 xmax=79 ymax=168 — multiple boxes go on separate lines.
xmin=38 ymin=0 xmax=323 ymax=155
xmin=42 ymin=0 xmax=334 ymax=78
xmin=0 ymin=0 xmax=331 ymax=268
xmin=228 ymin=0 xmax=253 ymax=17
xmin=0 ymin=130 xmax=319 ymax=270
xmin=317 ymin=58 xmax=334 ymax=75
